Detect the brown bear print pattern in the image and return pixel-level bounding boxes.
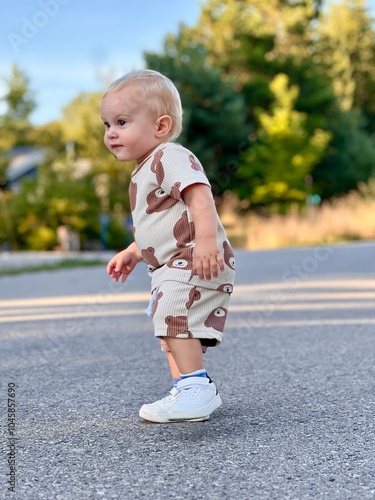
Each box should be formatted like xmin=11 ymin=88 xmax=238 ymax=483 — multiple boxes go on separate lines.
xmin=167 ymin=247 xmax=194 ymax=270
xmin=150 ymin=149 xmax=165 ymax=185
xmin=141 ymin=247 xmax=160 ymax=272
xmin=151 ymin=291 xmax=163 ymax=318
xmin=223 ymin=241 xmax=235 ymax=270
xmin=188 ymin=154 xmax=202 ymax=171
xmin=173 ymin=211 xmax=195 ymax=248
xmin=165 ymin=315 xmax=193 ymax=338
xmin=216 ymin=283 xmax=233 ymax=294
xmin=185 ymin=286 xmax=201 ymax=310
xmin=146 ymin=182 xmax=181 ymax=214
xmin=129 ymin=181 xmax=137 ymax=211
xmin=204 ymin=307 xmax=228 ymax=332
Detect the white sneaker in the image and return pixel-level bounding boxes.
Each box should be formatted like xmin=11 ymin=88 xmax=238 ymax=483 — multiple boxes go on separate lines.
xmin=168 ymin=376 xmax=222 ymax=421
xmin=139 ymin=377 xmax=222 ymax=423
xmin=139 ymin=387 xmax=180 ymax=423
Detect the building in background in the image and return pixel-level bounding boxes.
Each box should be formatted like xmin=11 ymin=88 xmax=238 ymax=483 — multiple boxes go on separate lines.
xmin=4 ymin=146 xmax=47 ymax=192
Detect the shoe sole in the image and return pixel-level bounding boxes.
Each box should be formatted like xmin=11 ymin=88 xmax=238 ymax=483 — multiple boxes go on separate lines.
xmin=139 ymin=394 xmax=222 ymax=424
xmin=139 ymin=406 xmax=211 ymax=423
xmin=167 ymin=393 xmax=222 ymax=422
xmin=140 ymin=414 xmax=210 ymax=423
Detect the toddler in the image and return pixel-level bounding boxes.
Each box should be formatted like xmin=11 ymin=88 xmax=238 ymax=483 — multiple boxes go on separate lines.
xmin=101 ymin=69 xmax=235 ymax=423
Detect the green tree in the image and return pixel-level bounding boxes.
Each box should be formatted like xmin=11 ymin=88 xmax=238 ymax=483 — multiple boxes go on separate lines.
xmin=186 ymin=0 xmax=322 ymax=82
xmin=142 ymin=0 xmax=343 ymax=207
xmin=183 ymin=0 xmax=375 ymax=204
xmin=27 ymin=121 xmax=65 ymax=152
xmin=314 ymin=0 xmax=375 ymax=130
xmin=186 ymin=0 xmax=335 ymax=119
xmin=4 ymin=158 xmax=101 ymax=250
xmin=0 ymin=64 xmax=36 ymax=149
xmin=312 ymin=109 xmax=375 ymax=198
xmin=238 ymin=74 xmax=331 ymax=210
xmin=61 ymin=92 xmax=105 ymax=159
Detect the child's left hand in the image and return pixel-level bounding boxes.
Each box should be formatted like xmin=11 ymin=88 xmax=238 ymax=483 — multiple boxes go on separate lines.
xmin=193 ymin=238 xmax=224 ymax=281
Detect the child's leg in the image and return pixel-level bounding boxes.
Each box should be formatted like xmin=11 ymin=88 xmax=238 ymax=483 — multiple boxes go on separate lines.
xmin=139 ymin=337 xmax=219 ymax=423
xmin=161 ymin=339 xmax=181 ymax=384
xmin=163 ymin=337 xmax=204 ymax=374
xmin=166 ymin=351 xmax=180 ymax=381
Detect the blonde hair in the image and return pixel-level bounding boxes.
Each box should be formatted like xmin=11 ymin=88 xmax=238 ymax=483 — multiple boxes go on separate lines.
xmin=104 ymin=69 xmax=183 ymax=141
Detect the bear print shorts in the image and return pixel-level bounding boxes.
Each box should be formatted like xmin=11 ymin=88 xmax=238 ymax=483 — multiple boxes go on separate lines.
xmin=149 ymin=280 xmax=233 ymax=351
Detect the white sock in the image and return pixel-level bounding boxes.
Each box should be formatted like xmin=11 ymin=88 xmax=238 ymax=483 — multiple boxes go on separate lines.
xmin=180 ymin=369 xmax=207 ymax=379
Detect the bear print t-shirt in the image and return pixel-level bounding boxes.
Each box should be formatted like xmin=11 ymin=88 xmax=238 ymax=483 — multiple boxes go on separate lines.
xmin=130 ymin=142 xmax=235 ymax=291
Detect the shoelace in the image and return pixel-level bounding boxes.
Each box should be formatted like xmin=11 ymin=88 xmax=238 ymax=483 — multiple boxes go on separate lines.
xmin=160 ymin=390 xmax=179 ymax=403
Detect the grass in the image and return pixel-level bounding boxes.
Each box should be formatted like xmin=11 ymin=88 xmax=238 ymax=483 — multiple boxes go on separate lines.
xmin=0 ymin=258 xmax=106 ymax=276
xmin=220 ymin=183 xmax=375 ymax=250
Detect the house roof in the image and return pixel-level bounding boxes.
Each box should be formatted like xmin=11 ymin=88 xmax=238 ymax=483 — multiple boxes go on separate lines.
xmin=5 ymin=147 xmax=47 ymax=184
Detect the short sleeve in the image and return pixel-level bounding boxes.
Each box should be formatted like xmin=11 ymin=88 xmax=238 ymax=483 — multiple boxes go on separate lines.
xmin=159 ymin=144 xmax=210 ymax=199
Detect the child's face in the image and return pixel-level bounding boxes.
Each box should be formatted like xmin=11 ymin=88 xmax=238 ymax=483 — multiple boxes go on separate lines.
xmin=101 ymin=84 xmax=161 ymax=163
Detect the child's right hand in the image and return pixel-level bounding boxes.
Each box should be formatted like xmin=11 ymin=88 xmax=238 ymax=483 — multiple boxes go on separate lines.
xmin=107 ymin=245 xmax=142 ymax=283
xmin=193 ymin=237 xmax=225 ymax=281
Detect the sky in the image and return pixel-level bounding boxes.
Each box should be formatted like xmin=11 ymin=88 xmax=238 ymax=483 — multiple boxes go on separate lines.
xmin=0 ymin=0 xmax=202 ymax=125
xmin=1 ymin=0 xmax=375 ymax=126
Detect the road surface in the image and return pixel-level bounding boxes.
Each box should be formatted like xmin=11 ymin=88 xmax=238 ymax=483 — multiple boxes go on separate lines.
xmin=1 ymin=242 xmax=374 ymax=499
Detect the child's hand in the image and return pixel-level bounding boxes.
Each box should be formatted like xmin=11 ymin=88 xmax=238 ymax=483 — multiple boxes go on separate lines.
xmin=181 ymin=183 xmax=225 ymax=280
xmin=193 ymin=238 xmax=225 ymax=281
xmin=107 ymin=246 xmax=141 ymax=283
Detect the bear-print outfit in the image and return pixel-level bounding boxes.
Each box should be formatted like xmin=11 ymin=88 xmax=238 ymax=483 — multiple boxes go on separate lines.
xmin=131 ymin=142 xmax=235 ymax=348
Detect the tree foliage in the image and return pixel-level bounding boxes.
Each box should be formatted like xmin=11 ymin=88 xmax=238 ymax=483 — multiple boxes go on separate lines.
xmin=314 ymin=0 xmax=375 ymax=131
xmin=3 ymin=160 xmax=100 ymax=250
xmin=0 ymin=64 xmax=36 ymax=150
xmin=312 ymin=109 xmax=375 ymax=198
xmin=238 ymin=74 xmax=331 ymax=209
xmin=2 ymin=0 xmax=375 ymax=249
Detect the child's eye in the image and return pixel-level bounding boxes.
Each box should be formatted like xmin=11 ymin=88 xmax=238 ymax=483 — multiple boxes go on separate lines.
xmin=118 ymin=119 xmax=126 ymax=126
xmin=103 ymin=121 xmax=110 ymax=129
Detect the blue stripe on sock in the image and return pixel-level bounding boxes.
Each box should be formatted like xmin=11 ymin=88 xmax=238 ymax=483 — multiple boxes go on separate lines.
xmin=180 ymin=369 xmax=207 ymax=379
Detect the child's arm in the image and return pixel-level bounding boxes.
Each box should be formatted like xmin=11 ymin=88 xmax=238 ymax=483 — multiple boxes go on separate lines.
xmin=107 ymin=241 xmax=143 ymax=283
xmin=182 ymin=183 xmax=225 ymax=281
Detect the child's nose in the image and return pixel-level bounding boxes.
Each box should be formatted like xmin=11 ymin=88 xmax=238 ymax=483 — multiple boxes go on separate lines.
xmin=106 ymin=126 xmax=118 ymax=138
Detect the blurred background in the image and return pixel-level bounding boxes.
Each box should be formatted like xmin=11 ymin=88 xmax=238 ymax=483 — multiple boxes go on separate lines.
xmin=1 ymin=0 xmax=375 ymax=252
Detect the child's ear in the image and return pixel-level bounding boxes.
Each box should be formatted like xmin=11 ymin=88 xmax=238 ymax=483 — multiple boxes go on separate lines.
xmin=155 ymin=115 xmax=172 ymax=138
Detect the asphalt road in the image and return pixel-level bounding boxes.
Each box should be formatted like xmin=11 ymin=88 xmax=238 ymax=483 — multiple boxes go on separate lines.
xmin=1 ymin=241 xmax=375 ymax=500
